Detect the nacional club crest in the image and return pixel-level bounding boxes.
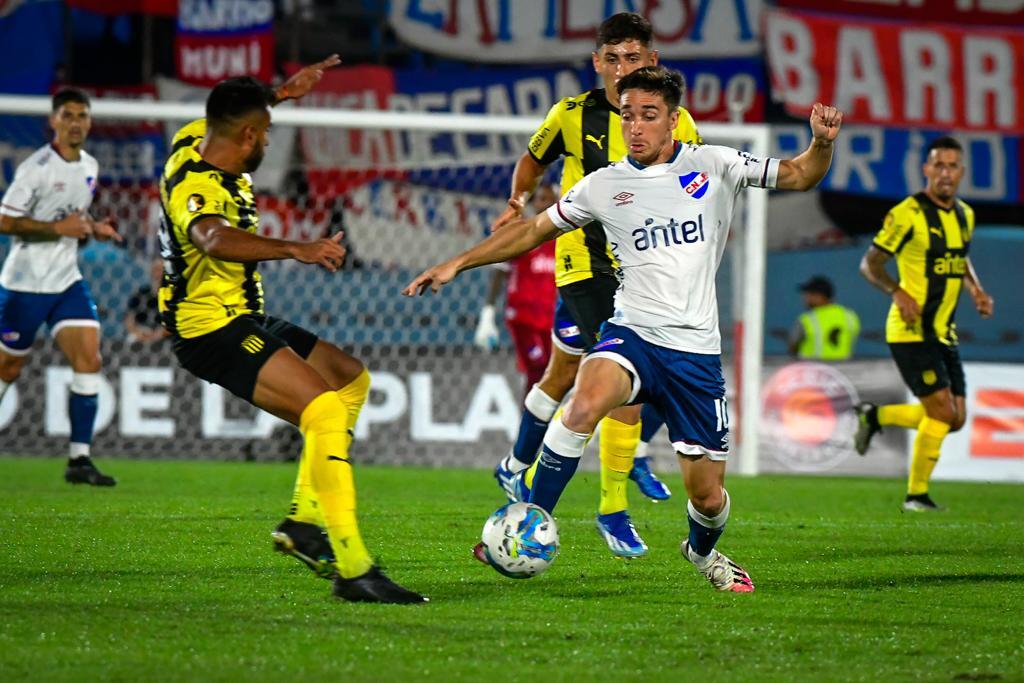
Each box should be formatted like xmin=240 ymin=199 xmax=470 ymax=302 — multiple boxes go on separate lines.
xmin=678 ymin=171 xmax=710 ymax=199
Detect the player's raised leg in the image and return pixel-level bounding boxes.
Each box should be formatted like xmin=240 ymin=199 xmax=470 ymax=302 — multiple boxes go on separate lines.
xmin=494 ymin=341 xmax=578 ymax=500
xmin=54 ymin=320 xmax=116 ymax=486
xmin=529 ymin=356 xmax=632 ymax=515
xmin=254 ymin=345 xmax=426 ymax=603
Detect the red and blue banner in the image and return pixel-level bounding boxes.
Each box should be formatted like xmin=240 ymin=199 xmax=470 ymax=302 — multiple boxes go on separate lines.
xmin=765 ymin=7 xmax=1024 ymax=134
xmin=388 ymin=0 xmax=764 ymax=62
xmin=175 ymin=0 xmax=275 ymax=87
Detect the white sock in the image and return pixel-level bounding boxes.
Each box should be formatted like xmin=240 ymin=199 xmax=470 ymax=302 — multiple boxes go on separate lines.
xmin=635 ymin=440 xmax=649 ymax=458
xmin=525 ymin=384 xmax=560 ymax=420
xmin=70 ymin=443 xmax=90 ymax=460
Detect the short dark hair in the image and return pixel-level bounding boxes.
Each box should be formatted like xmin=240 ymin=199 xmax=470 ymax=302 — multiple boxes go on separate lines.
xmin=597 ymin=12 xmax=653 ymax=49
xmin=205 ymin=76 xmax=276 ymax=133
xmin=617 ymin=66 xmax=684 ymax=111
xmin=52 ymin=88 xmax=90 ymax=112
xmin=926 ymin=136 xmax=962 ymax=157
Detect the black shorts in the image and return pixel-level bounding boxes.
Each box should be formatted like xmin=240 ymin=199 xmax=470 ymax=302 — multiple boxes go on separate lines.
xmin=558 ymin=274 xmax=619 ymax=351
xmin=172 ymin=315 xmax=319 ymax=402
xmin=889 ymin=341 xmax=966 ymax=398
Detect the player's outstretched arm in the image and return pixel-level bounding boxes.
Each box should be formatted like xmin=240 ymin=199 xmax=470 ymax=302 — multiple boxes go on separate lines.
xmin=776 ymin=103 xmax=843 ymax=191
xmin=191 ymin=216 xmax=346 ymax=271
xmin=274 ymin=54 xmax=341 ymax=104
xmin=860 ymin=245 xmax=919 ymax=324
xmin=491 ymin=153 xmax=547 ymax=231
xmin=403 ymin=212 xmax=559 ymax=296
xmin=0 ymin=211 xmax=92 ymax=240
xmin=964 ymin=257 xmax=994 ymax=318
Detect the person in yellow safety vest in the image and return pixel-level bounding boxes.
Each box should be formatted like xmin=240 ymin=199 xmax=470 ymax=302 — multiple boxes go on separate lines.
xmin=787 ymin=275 xmax=860 ymax=360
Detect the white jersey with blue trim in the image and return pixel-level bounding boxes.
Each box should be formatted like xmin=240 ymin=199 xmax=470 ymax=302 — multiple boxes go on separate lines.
xmin=546 ymin=142 xmax=779 ymax=354
xmin=0 ymin=144 xmax=98 ymax=293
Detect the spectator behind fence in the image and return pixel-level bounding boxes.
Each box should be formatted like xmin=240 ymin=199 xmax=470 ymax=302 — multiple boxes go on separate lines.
xmin=787 ymin=275 xmax=860 ymax=360
xmin=124 ymin=257 xmax=169 ymax=343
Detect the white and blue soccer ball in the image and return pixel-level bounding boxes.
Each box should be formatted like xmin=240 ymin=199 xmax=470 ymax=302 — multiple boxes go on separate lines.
xmin=480 ymin=502 xmax=560 ymax=579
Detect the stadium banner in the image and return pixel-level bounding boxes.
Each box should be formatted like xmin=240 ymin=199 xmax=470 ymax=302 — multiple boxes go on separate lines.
xmin=932 ymin=363 xmax=1024 ymax=483
xmin=764 ymin=7 xmax=1024 ymax=133
xmin=775 ymin=0 xmax=1024 ymax=25
xmin=387 ymin=0 xmax=763 ymax=62
xmin=0 ymin=346 xmax=909 ymax=477
xmin=772 ymin=125 xmax=1024 ymax=204
xmin=753 ymin=360 xmax=909 ymax=477
xmin=175 ymin=0 xmax=274 ymax=87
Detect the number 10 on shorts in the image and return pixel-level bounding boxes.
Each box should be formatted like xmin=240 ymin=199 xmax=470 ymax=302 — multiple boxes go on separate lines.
xmin=715 ymin=398 xmax=730 ymax=432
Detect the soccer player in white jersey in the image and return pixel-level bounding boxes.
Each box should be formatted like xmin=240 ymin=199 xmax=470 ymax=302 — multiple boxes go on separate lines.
xmin=0 ymin=88 xmax=122 ymax=485
xmin=405 ymin=67 xmax=842 ymax=592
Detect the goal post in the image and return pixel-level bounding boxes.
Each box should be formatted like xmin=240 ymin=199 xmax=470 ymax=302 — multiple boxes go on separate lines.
xmin=0 ymin=95 xmax=766 ymax=474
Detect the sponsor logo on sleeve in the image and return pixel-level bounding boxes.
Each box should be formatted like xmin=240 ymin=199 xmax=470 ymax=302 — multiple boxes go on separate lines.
xmin=187 ymin=194 xmax=205 ymax=213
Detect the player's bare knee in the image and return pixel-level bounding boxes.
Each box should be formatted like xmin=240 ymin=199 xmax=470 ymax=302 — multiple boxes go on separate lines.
xmin=689 ymin=487 xmax=725 ymax=517
xmin=561 ymin=400 xmax=601 ymax=435
xmin=949 ymin=413 xmax=967 ymax=433
xmin=924 ymin=402 xmax=956 ymax=426
xmin=73 ymin=354 xmax=102 ymax=374
xmin=0 ymin=357 xmax=24 ymax=383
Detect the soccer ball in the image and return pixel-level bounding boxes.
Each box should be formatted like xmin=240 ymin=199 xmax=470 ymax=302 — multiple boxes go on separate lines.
xmin=480 ymin=502 xmax=559 ymax=579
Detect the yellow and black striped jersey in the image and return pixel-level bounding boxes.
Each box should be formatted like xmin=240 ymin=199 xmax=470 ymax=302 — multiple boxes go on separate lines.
xmin=158 ymin=119 xmax=264 ymax=338
xmin=528 ymin=88 xmax=701 ymax=287
xmin=873 ymin=192 xmax=975 ymax=345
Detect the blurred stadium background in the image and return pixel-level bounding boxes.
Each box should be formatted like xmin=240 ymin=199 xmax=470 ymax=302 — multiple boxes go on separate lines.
xmin=0 ymin=0 xmax=1021 ymax=483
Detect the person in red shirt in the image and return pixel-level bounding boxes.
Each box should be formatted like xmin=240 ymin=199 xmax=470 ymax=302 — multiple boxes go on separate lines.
xmin=474 ymin=183 xmax=558 ymax=396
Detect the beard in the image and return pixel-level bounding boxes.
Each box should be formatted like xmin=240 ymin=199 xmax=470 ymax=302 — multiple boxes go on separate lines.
xmin=243 ymin=144 xmax=265 ymax=173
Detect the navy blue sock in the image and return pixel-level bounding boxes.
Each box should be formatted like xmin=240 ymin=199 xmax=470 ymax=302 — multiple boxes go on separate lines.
xmin=687 ymin=514 xmax=726 ymax=557
xmin=69 ymin=391 xmax=98 ymax=450
xmin=639 ymin=403 xmax=665 ymax=443
xmin=511 ymin=407 xmax=550 ymax=467
xmin=528 ymin=446 xmax=580 ymax=513
xmin=686 ymin=494 xmax=730 ymax=558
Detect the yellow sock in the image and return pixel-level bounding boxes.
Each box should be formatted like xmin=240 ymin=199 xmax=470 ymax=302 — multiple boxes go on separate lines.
xmin=598 ymin=416 xmax=641 ymax=515
xmin=336 ymin=367 xmax=371 ymax=440
xmin=908 ymin=416 xmax=950 ymax=495
xmin=879 ymin=404 xmax=925 ymax=429
xmin=287 ymin=369 xmax=371 ymax=526
xmin=301 ymin=391 xmax=373 ymax=579
xmin=287 ymin=440 xmax=321 ymax=525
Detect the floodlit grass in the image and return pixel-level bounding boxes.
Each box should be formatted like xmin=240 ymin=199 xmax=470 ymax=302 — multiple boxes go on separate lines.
xmin=0 ymin=457 xmax=1020 ymax=682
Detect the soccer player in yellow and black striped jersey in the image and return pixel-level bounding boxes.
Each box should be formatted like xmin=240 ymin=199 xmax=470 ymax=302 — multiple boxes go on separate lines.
xmin=856 ymin=136 xmax=994 ymax=512
xmin=485 ymin=13 xmax=701 ymax=559
xmin=159 ymin=59 xmax=425 ymax=603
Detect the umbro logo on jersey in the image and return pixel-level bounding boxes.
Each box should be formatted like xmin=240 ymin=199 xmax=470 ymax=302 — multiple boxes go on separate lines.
xmin=187 ymin=194 xmax=205 ymax=213
xmin=593 ymin=337 xmax=624 ymax=351
xmin=679 ymin=171 xmax=710 ymax=199
xmin=241 ymin=335 xmax=265 ymax=354
xmin=54 ymin=182 xmax=66 ymax=193
xmin=586 ymin=133 xmax=606 ymax=149
xmin=613 ymin=191 xmax=634 ymax=206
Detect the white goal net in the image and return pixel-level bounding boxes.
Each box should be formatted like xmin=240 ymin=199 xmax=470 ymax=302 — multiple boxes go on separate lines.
xmin=0 ymin=95 xmax=768 ymax=474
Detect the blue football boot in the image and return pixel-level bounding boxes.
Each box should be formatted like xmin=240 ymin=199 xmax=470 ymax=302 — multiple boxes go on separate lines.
xmin=629 ymin=456 xmax=671 ymax=501
xmin=595 ymin=510 xmax=648 ymax=558
xmin=493 ymin=457 xmax=522 ymax=502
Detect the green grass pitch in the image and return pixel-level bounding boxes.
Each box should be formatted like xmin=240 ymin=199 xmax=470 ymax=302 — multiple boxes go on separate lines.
xmin=0 ymin=457 xmax=1021 ymax=682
